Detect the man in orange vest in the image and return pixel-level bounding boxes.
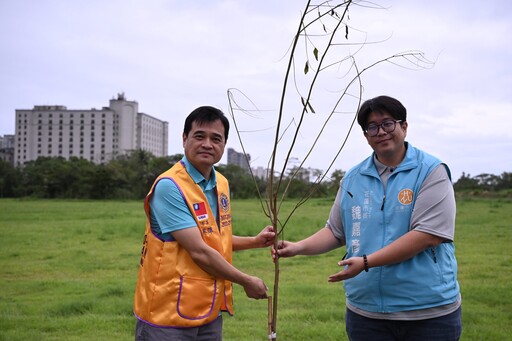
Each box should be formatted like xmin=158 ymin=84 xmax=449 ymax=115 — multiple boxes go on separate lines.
xmin=134 ymin=106 xmax=274 ymax=340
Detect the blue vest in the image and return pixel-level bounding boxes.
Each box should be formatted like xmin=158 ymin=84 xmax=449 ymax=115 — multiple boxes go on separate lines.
xmin=340 ymin=144 xmax=460 ymax=313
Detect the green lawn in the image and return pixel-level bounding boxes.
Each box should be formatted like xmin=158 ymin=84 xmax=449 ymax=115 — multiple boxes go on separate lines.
xmin=0 ymin=197 xmax=510 ymax=340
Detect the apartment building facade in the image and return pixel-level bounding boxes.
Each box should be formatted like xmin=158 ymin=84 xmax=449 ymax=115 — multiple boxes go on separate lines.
xmin=13 ymin=93 xmax=168 ymax=166
xmin=0 ymin=134 xmax=15 ymax=164
xmin=227 ymin=147 xmax=251 ymax=172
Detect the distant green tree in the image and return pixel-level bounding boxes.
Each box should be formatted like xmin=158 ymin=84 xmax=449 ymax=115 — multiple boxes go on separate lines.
xmin=107 ymin=150 xmax=152 ymax=199
xmin=19 ymin=157 xmax=72 ymax=198
xmin=497 ymin=172 xmax=512 ymax=190
xmin=107 ymin=150 xmax=184 ymax=199
xmin=326 ymin=169 xmax=346 ymax=197
xmin=146 ymin=154 xmax=184 ymax=187
xmin=216 ymin=164 xmax=257 ymax=199
xmin=0 ymin=160 xmax=20 ymax=197
xmin=474 ymin=173 xmax=500 ymax=191
xmin=453 ymin=172 xmax=479 ymax=191
xmin=90 ymin=164 xmax=117 ymax=199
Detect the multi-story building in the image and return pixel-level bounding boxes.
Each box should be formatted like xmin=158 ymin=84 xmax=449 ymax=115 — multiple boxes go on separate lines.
xmin=227 ymin=148 xmax=251 ymax=172
xmin=13 ymin=93 xmax=168 ymax=166
xmin=0 ymin=134 xmax=15 ymax=164
xmin=252 ymin=166 xmax=269 ymax=179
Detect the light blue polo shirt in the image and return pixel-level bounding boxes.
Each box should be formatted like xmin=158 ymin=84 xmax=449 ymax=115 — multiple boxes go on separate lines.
xmin=149 ymin=157 xmax=218 ymax=241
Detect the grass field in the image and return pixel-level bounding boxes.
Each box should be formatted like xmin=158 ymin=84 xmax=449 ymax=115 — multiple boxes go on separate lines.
xmin=0 ymin=197 xmax=511 ymax=340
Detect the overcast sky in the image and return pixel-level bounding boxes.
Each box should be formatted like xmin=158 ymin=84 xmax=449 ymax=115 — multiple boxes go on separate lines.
xmin=1 ymin=0 xmax=511 ymax=181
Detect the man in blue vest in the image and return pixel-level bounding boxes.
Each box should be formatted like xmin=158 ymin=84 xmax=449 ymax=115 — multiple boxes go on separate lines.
xmin=274 ymin=96 xmax=462 ymax=340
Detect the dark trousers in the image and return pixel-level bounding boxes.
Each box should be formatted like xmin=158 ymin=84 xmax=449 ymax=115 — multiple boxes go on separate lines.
xmin=346 ymin=306 xmax=462 ymax=341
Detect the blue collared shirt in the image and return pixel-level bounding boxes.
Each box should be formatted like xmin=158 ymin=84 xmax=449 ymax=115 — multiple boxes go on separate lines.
xmin=149 ymin=157 xmax=218 ymax=241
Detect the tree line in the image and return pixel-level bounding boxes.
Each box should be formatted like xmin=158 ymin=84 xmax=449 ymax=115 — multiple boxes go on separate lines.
xmin=0 ymin=150 xmax=510 ymax=199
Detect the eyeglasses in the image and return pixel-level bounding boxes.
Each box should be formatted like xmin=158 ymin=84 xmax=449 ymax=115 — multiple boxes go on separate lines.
xmin=365 ymin=120 xmax=402 ymax=137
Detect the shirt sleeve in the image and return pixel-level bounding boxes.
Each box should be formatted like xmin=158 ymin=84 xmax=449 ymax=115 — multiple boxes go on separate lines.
xmin=150 ymin=178 xmax=197 ymax=238
xmin=411 ymin=164 xmax=456 ymax=241
xmin=326 ymin=184 xmax=346 ymax=244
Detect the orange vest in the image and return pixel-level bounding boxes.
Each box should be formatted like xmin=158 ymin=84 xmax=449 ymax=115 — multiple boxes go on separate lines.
xmin=133 ymin=161 xmax=234 ymax=327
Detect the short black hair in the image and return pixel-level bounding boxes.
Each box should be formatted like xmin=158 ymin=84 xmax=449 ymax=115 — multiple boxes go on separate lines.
xmin=357 ymin=96 xmax=407 ymax=130
xmin=183 ymin=106 xmax=230 ymax=142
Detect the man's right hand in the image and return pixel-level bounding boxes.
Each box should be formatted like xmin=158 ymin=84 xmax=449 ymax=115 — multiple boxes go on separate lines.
xmin=242 ymin=275 xmax=269 ymax=299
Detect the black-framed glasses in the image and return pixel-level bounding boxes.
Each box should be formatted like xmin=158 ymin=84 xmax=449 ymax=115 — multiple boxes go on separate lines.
xmin=365 ymin=120 xmax=402 ymax=137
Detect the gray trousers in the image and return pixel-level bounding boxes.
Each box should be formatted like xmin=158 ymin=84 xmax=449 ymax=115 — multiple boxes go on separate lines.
xmin=135 ymin=316 xmax=223 ymax=341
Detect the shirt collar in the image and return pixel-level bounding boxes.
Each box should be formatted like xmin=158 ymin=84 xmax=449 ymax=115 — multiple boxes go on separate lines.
xmin=373 ymin=156 xmax=389 ymax=176
xmin=372 ymin=142 xmax=409 ymax=176
xmin=373 ymin=155 xmax=399 ymax=176
xmin=181 ymin=156 xmax=217 ymax=190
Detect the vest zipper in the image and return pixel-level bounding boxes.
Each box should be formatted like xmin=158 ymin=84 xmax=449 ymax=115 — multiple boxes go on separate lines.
xmin=381 ymin=195 xmax=386 ymax=210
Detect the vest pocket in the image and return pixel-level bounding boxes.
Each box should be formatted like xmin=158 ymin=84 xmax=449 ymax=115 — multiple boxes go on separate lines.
xmin=177 ymin=276 xmax=217 ymax=320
